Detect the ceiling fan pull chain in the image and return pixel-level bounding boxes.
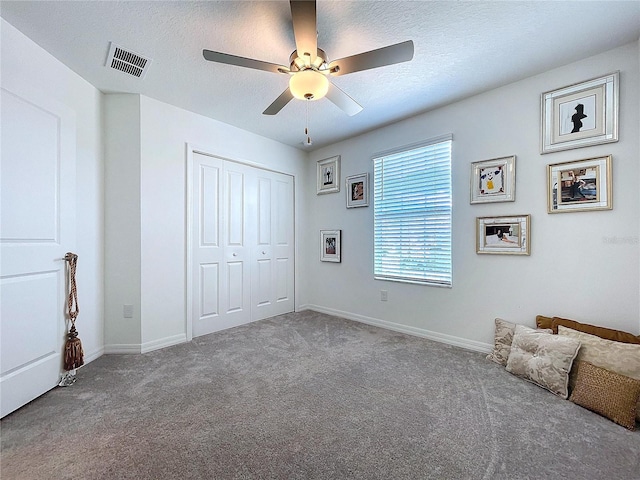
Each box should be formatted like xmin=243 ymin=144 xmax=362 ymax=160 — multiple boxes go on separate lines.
xmin=305 ymin=100 xmax=312 ymax=145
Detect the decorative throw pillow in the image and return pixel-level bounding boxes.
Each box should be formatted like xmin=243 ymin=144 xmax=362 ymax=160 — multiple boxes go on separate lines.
xmin=506 ymin=324 xmax=581 ymax=399
xmin=558 ymin=325 xmax=640 ymax=420
xmin=487 ymin=319 xmax=551 ymax=367
xmin=535 ymin=315 xmax=553 ymax=330
xmin=486 ymin=318 xmax=515 ymax=366
xmin=553 ymin=317 xmax=640 ymax=344
xmin=569 ymin=361 xmax=640 ymax=431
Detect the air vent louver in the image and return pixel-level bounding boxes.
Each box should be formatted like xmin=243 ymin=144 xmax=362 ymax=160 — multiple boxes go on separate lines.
xmin=105 ymin=42 xmax=151 ymax=79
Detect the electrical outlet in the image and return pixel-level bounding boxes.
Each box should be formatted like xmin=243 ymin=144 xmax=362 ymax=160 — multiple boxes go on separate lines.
xmin=380 ymin=290 xmax=388 ymax=302
xmin=123 ymin=304 xmax=134 ymax=318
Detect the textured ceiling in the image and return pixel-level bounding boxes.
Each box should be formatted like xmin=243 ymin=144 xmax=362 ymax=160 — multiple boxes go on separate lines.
xmin=1 ymin=1 xmax=639 ymax=151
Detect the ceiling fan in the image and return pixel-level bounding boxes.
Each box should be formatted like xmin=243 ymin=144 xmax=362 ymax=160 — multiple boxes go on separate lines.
xmin=203 ymin=0 xmax=414 ymax=116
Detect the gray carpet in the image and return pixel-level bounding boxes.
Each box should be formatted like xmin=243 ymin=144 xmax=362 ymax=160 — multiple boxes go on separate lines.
xmin=1 ymin=311 xmax=639 ymax=479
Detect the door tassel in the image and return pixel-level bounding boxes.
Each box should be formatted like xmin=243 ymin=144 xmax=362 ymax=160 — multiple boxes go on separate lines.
xmin=64 ymin=252 xmax=84 ymax=371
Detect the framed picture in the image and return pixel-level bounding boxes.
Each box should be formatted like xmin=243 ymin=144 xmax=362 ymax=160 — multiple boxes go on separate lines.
xmin=470 ymin=156 xmax=516 ymax=204
xmin=541 ymin=71 xmax=619 ymax=154
xmin=317 ymin=155 xmax=340 ymax=194
xmin=547 ymin=155 xmax=612 ymax=213
xmin=320 ymin=230 xmax=341 ymax=262
xmin=345 ymin=173 xmax=369 ymax=208
xmin=476 ymin=215 xmax=530 ymax=255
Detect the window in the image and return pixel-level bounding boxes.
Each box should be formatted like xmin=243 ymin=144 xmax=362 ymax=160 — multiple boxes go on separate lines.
xmin=373 ymin=135 xmax=452 ymax=286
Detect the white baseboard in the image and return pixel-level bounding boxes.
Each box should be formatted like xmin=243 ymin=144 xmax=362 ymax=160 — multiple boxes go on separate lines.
xmin=141 ymin=334 xmax=187 ymax=354
xmin=103 ymin=343 xmax=141 ymax=354
xmin=104 ymin=334 xmax=188 ymax=355
xmin=83 ymin=347 xmax=104 ymax=364
xmin=300 ymin=304 xmax=493 ymax=354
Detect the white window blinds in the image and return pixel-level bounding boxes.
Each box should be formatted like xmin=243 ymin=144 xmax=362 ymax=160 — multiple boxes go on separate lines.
xmin=373 ymin=136 xmax=452 ymax=286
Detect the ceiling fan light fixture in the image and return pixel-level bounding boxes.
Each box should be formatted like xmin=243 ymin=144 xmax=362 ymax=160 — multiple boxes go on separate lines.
xmin=289 ymin=70 xmax=329 ymax=101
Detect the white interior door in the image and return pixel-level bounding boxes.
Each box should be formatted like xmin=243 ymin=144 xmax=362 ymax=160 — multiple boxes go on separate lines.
xmin=190 ymin=152 xmax=294 ymax=338
xmin=0 ymin=86 xmax=76 ymax=418
xmin=191 ymin=153 xmax=250 ymax=337
xmin=220 ymin=161 xmax=252 ymax=328
xmin=252 ymin=169 xmax=294 ymax=320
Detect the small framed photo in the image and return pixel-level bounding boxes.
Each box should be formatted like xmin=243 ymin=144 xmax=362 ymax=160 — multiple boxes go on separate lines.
xmin=317 ymin=155 xmax=340 ymax=194
xmin=470 ymin=156 xmax=516 ymax=204
xmin=477 ymin=215 xmax=530 ymax=255
xmin=541 ymin=72 xmax=619 ymax=154
xmin=547 ymin=155 xmax=612 ymax=213
xmin=320 ymin=230 xmax=341 ymax=262
xmin=345 ymin=173 xmax=369 ymax=208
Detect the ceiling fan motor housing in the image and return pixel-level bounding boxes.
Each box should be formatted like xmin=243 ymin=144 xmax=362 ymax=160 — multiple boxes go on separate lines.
xmin=288 ymin=48 xmax=327 ymax=72
xmin=289 ymin=69 xmax=329 ymax=100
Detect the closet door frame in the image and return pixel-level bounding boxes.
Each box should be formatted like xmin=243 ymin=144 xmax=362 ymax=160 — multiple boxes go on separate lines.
xmin=185 ymin=145 xmax=296 ymax=341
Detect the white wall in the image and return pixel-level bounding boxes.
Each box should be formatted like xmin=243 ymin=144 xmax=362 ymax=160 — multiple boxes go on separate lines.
xmin=4 ymin=14 xmax=637 ymax=361
xmin=304 ymin=41 xmax=640 ymax=351
xmin=103 ymin=94 xmax=308 ymax=352
xmin=1 ymin=19 xmax=105 ymax=361
xmin=104 ymin=94 xmax=141 ymax=349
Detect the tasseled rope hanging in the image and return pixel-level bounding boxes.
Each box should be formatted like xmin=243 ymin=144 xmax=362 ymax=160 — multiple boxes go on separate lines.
xmin=64 ymin=252 xmax=84 ymax=371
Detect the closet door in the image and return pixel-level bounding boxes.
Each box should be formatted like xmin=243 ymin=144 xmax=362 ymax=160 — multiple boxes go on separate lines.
xmin=192 ymin=153 xmax=250 ymax=337
xmin=221 ymin=161 xmax=252 ymax=326
xmin=190 ymin=153 xmax=294 ymax=338
xmin=252 ymin=170 xmax=294 ymax=320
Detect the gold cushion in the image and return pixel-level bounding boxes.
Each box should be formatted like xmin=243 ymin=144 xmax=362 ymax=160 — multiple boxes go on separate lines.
xmin=535 ymin=315 xmax=553 ymax=330
xmin=552 ymin=316 xmax=640 ymax=344
xmin=558 ymin=325 xmax=640 ymax=421
xmin=569 ymin=361 xmax=640 ymax=431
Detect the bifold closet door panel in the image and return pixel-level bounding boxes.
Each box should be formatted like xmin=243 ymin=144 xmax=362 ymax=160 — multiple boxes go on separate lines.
xmin=191 ymin=153 xmax=294 ymax=338
xmin=252 ymin=170 xmax=294 ymax=321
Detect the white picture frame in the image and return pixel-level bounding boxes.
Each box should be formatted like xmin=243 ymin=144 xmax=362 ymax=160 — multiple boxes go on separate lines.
xmin=317 ymin=156 xmax=340 ymax=194
xmin=345 ymin=173 xmax=369 ymax=208
xmin=470 ymin=156 xmax=516 ymax=204
xmin=541 ymin=72 xmax=619 ymax=154
xmin=320 ymin=230 xmax=341 ymax=262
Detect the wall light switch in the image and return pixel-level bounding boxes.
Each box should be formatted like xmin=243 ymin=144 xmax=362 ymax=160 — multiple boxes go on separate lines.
xmin=380 ymin=290 xmax=388 ymax=302
xmin=123 ymin=304 xmax=134 ymax=318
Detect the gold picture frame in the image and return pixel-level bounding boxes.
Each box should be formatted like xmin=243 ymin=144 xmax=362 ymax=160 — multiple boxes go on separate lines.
xmin=547 ymin=155 xmax=612 ymax=213
xmin=476 ymin=215 xmax=530 ymax=255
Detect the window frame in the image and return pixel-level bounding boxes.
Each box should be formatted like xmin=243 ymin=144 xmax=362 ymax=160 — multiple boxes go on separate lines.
xmin=372 ymin=134 xmax=453 ymax=287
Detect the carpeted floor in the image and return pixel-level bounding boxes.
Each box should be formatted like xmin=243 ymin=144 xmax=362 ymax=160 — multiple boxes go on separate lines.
xmin=1 ymin=311 xmax=639 ymax=479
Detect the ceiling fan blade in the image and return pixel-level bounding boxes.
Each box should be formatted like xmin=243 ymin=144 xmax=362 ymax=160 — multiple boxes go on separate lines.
xmin=203 ymin=49 xmax=289 ymax=74
xmin=290 ymin=0 xmax=317 ymax=64
xmin=263 ymin=88 xmax=294 ymax=115
xmin=325 ymin=82 xmax=363 ymax=116
xmin=328 ymin=40 xmax=414 ymax=76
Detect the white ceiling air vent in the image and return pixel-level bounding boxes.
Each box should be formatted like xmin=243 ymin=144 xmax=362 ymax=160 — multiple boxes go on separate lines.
xmin=105 ymin=42 xmax=151 ymax=79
